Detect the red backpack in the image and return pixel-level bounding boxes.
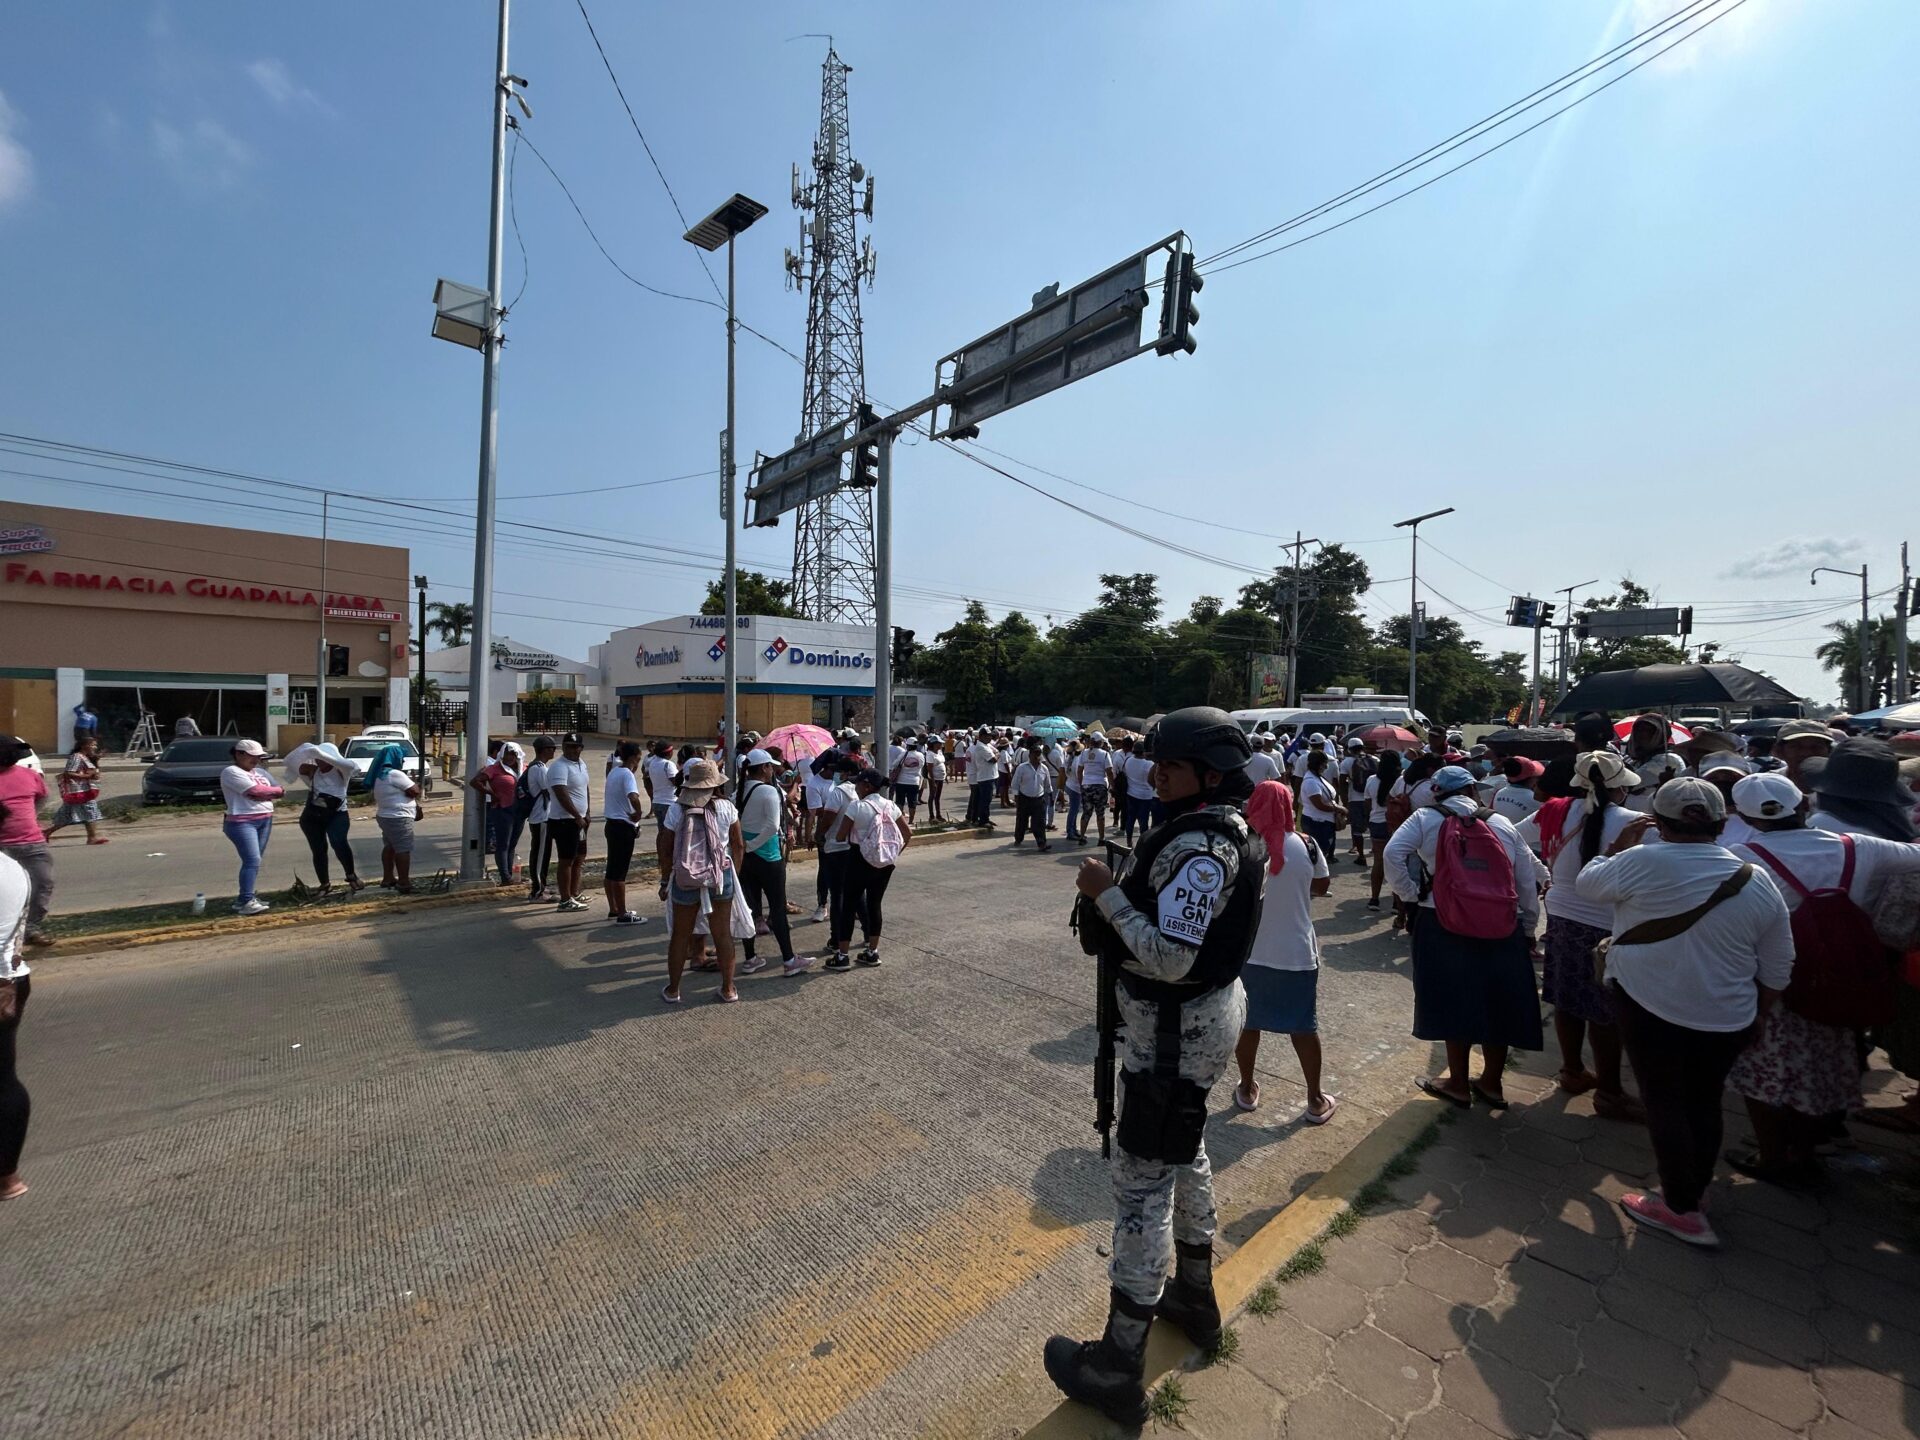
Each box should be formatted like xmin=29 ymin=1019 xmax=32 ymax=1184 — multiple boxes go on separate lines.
xmin=1424 ymin=808 xmax=1519 ymax=940
xmin=1744 ymin=835 xmax=1895 ymax=1028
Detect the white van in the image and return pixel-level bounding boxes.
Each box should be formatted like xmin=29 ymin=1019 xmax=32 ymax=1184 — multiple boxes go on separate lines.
xmin=1296 ymin=703 xmax=1434 ymax=733
xmin=1231 ymin=707 xmax=1311 ymax=737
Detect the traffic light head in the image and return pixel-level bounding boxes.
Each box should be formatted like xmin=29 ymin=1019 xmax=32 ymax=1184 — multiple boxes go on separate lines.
xmin=850 ymin=403 xmax=881 ymax=488
xmin=1155 ymin=250 xmax=1202 ymax=356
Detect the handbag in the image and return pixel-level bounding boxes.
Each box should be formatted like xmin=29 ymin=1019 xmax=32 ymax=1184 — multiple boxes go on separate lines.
xmin=1592 ymin=863 xmax=1754 ymax=983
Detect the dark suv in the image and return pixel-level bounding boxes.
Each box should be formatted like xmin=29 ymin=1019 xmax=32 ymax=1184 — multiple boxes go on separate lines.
xmin=143 ymin=737 xmax=246 ymax=805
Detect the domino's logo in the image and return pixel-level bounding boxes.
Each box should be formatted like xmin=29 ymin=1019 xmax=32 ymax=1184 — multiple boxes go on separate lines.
xmin=707 ymin=637 xmax=728 ymax=662
xmin=764 ymin=635 xmax=789 ymax=664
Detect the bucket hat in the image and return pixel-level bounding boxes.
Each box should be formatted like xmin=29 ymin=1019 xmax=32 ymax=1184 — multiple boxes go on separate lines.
xmin=1800 ymin=737 xmax=1915 ymax=805
xmin=1570 ymin=750 xmax=1640 ymax=793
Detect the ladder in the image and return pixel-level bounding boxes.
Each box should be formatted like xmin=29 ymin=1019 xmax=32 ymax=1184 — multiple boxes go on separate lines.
xmin=127 ymin=703 xmax=163 ymax=759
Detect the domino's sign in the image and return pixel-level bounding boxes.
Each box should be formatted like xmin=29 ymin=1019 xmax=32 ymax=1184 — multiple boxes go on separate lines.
xmin=638 ymin=645 xmax=681 ymax=668
xmin=783 ymin=641 xmax=872 ymax=671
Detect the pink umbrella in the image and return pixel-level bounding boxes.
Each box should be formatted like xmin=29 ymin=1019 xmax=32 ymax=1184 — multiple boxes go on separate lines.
xmin=1614 ymin=717 xmax=1693 ymax=745
xmin=761 ymin=722 xmax=836 ymax=763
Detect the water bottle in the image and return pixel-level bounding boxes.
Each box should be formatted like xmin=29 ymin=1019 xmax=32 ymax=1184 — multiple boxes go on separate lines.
xmin=191 ymin=892 xmax=207 ymax=916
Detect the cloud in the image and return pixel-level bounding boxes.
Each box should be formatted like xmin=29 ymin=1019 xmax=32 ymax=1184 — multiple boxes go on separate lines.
xmin=0 ymin=90 xmax=34 ymax=210
xmin=151 ymin=116 xmax=254 ymax=189
xmin=1719 ymin=537 xmax=1860 ymax=581
xmin=246 ymin=58 xmax=329 ymax=114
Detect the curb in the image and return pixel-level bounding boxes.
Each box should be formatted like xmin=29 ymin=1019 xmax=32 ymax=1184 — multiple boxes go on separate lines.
xmin=1020 ymin=1092 xmax=1444 ymax=1438
xmin=47 ymin=824 xmax=999 ymax=956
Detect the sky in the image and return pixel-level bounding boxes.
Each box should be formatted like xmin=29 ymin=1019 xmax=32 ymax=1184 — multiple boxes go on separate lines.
xmin=2 ymin=0 xmax=1916 ymax=706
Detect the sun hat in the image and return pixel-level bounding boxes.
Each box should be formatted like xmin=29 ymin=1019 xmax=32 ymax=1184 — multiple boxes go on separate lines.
xmin=1731 ymin=772 xmax=1803 ymax=820
xmin=1698 ymin=753 xmax=1754 ymax=777
xmin=1570 ymin=750 xmax=1640 ymax=793
xmin=744 ymin=748 xmax=775 ymax=768
xmin=1652 ymin=776 xmax=1726 ymax=823
xmin=678 ymin=758 xmax=724 ymax=795
xmin=1775 ymin=719 xmax=1835 ymax=745
xmin=232 ymin=738 xmax=267 ymax=757
xmin=1431 ymin=765 xmax=1478 ymax=797
xmin=1800 ymin=737 xmax=1914 ymax=804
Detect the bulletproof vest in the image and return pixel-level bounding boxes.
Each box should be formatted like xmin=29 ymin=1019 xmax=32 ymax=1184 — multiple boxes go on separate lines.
xmin=1107 ymin=802 xmax=1266 ymax=1005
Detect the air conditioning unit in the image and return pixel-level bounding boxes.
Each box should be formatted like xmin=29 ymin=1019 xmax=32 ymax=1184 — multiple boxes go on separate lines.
xmin=1322 ymin=686 xmax=1349 ymax=697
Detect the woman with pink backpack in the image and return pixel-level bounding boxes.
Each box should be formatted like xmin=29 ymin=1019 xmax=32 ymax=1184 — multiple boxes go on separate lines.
xmin=655 ymin=759 xmax=746 ymax=1005
xmin=828 ymin=768 xmax=912 ymax=971
xmin=1383 ymin=765 xmax=1547 ymax=1108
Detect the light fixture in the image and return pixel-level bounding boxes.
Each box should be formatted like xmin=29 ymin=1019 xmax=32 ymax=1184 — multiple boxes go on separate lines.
xmin=683 ymin=194 xmax=770 ymax=252
xmin=430 ymin=278 xmax=491 ymax=349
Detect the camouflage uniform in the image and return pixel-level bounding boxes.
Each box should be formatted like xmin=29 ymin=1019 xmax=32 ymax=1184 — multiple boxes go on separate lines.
xmin=1094 ymin=814 xmax=1255 ymax=1307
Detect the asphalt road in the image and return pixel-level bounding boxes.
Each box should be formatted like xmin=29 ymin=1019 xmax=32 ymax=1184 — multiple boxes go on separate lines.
xmin=5 ymin=828 xmax=1437 ymax=1439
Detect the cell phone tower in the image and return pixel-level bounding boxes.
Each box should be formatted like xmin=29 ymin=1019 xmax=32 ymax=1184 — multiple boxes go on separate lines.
xmin=783 ymin=44 xmax=878 ymax=624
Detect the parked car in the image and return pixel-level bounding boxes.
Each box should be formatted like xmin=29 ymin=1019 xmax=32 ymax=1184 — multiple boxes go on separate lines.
xmin=356 ymin=724 xmax=415 ymax=742
xmin=143 ymin=736 xmax=243 ymax=804
xmin=340 ymin=734 xmax=432 ymax=795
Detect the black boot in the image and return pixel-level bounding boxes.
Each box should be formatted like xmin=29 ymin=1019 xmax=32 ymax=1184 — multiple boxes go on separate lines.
xmin=1043 ymin=1287 xmax=1154 ymax=1427
xmin=1154 ymin=1240 xmax=1222 ymax=1351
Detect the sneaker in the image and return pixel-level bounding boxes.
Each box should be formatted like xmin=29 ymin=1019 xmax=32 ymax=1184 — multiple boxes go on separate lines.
xmin=1366 ymin=898 xmax=1381 ymax=910
xmin=737 ymin=954 xmax=769 ymax=975
xmin=614 ymin=912 xmax=647 ymax=925
xmin=824 ymin=952 xmax=852 ymax=971
xmin=1619 ymin=1191 xmax=1718 ymax=1247
xmin=856 ymin=948 xmax=882 ymax=967
xmin=781 ymin=954 xmax=816 ymax=977
xmin=809 ymin=905 xmax=829 ymax=924
xmin=559 ymin=897 xmax=589 ymax=912
xmin=235 ymin=899 xmax=271 ymax=917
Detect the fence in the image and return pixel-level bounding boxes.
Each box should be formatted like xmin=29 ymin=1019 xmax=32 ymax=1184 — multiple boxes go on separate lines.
xmin=417 ymin=698 xmax=601 ymax=737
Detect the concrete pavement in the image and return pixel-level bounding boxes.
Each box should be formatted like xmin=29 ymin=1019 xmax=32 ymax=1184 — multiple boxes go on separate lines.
xmin=4 ymin=829 xmax=1434 ymax=1438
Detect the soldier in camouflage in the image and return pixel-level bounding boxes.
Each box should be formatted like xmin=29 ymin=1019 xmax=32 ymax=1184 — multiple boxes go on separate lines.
xmin=1044 ymin=707 xmax=1267 ymax=1426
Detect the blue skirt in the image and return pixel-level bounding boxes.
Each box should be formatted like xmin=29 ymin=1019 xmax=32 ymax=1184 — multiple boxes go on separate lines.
xmin=1241 ymin=965 xmax=1318 ymax=1035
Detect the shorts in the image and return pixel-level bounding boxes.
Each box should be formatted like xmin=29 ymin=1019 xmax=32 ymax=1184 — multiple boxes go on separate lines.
xmin=1241 ymin=965 xmax=1319 ymax=1034
xmin=603 ymin=819 xmax=638 ymax=882
xmin=376 ymin=815 xmax=416 ymax=854
xmin=550 ymin=818 xmax=584 ymax=860
xmin=669 ymin=869 xmax=737 ymax=908
xmin=1369 ymin=819 xmax=1390 ymax=842
xmin=1082 ymin=783 xmax=1108 ymax=810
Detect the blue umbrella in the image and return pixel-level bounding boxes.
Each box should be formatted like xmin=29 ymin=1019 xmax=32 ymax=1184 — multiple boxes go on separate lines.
xmin=1028 ymin=715 xmax=1079 ymax=741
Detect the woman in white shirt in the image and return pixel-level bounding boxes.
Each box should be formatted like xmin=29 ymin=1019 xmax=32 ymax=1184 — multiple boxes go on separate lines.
xmin=924 ymin=742 xmax=947 ymax=823
xmin=0 ymin=833 xmax=35 ymax=1199
xmin=1517 ymin=750 xmax=1648 ymax=1119
xmin=1233 ymin=781 xmax=1337 ymax=1124
xmin=291 ymin=740 xmax=364 ymax=895
xmin=220 ymin=739 xmax=284 ymax=915
xmin=522 ymin=736 xmax=556 ymax=902
xmin=1298 ymin=750 xmax=1343 ymax=865
xmin=369 ymin=744 xmax=423 ymax=894
xmin=736 ymin=749 xmax=797 ymax=976
xmin=834 ymin=768 xmax=912 ymax=969
xmin=655 ymin=759 xmax=745 ymax=1004
xmin=1364 ymin=750 xmax=1404 ymax=912
xmin=891 ymin=741 xmax=926 ymax=823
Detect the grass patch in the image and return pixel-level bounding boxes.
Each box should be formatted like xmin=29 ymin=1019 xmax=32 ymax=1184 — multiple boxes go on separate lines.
xmin=1148 ymin=1375 xmax=1189 ymax=1425
xmin=1245 ymin=1282 xmax=1281 ymax=1317
xmin=1351 ymin=1178 xmax=1391 ymax=1214
xmin=1324 ymin=1207 xmax=1361 ymax=1239
xmin=1204 ymin=1324 xmax=1240 ymax=1366
xmin=1276 ymin=1241 xmax=1325 ymax=1283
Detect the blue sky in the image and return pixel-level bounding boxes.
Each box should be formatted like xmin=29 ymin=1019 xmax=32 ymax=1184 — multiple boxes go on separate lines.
xmin=2 ymin=0 xmax=1915 ymax=705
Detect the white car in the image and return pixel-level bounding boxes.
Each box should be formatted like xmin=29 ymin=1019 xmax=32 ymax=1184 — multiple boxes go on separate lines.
xmin=341 ymin=734 xmax=432 ymax=795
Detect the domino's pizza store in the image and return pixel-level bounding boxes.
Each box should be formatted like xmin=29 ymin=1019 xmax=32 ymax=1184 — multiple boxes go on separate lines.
xmin=603 ymin=613 xmax=878 ymax=741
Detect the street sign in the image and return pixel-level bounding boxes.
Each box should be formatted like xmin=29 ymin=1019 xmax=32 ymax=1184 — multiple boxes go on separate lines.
xmin=931 ymin=233 xmax=1192 ymax=440
xmin=1573 ymin=606 xmax=1690 ymax=640
xmin=745 ymin=418 xmax=851 ymax=528
xmin=719 ymin=429 xmax=733 ymax=522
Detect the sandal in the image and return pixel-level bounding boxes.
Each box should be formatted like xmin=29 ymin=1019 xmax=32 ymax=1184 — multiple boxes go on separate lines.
xmin=1557 ymin=1068 xmax=1598 ymax=1095
xmin=1417 ymin=1077 xmax=1472 ymax=1109
xmin=1470 ymin=1081 xmax=1511 ymax=1110
xmin=1303 ymin=1094 xmax=1339 ymax=1126
xmin=715 ymin=990 xmax=740 ymax=1004
xmin=1232 ymin=1083 xmax=1260 ymax=1113
xmin=660 ymin=986 xmax=684 ymax=1005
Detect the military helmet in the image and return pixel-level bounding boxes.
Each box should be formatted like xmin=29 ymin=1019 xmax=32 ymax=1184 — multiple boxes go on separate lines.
xmin=1142 ymin=706 xmax=1252 ymax=773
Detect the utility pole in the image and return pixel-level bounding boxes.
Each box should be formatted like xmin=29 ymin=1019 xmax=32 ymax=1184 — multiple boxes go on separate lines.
xmin=316 ymin=491 xmax=330 ymax=744
xmin=414 ymin=575 xmax=428 ymax=741
xmin=1279 ymin=532 xmax=1319 ymax=706
xmin=1554 ymin=578 xmax=1597 ymax=704
xmin=1898 ymin=542 xmax=1911 ymax=703
xmin=1812 ymin=564 xmax=1871 ymax=713
xmin=1395 ymin=507 xmax=1454 ymax=723
xmin=458 ymin=0 xmax=512 ymax=880
xmin=873 ymin=426 xmax=894 ymax=742
xmin=1529 ymin=622 xmax=1543 ymax=725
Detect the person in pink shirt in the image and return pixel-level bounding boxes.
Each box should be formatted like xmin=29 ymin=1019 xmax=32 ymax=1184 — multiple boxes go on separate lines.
xmin=0 ymin=736 xmax=53 ymax=947
xmin=220 ymin=739 xmax=284 ymax=915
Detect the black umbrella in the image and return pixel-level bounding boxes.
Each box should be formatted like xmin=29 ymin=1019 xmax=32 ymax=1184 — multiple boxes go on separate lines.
xmin=1733 ymin=718 xmax=1787 ymax=738
xmin=1549 ymin=664 xmax=1802 ymax=718
xmin=1480 ymin=726 xmax=1577 ymax=762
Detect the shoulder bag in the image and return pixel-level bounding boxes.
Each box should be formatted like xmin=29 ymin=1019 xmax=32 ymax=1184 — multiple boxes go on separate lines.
xmin=1592 ymin=863 xmax=1754 ymax=983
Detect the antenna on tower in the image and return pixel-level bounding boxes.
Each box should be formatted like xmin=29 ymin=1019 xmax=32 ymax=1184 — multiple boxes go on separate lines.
xmin=784 ymin=44 xmax=878 ymax=624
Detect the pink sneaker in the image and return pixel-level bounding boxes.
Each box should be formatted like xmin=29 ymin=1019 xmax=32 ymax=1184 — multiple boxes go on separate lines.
xmin=1620 ymin=1191 xmax=1719 ymax=1248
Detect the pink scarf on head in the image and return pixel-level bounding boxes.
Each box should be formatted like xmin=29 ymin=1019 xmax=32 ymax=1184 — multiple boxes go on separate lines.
xmin=1245 ymin=779 xmax=1295 ymax=876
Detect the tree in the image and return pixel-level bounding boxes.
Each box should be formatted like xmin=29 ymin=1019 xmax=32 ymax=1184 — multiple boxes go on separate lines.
xmin=1373 ymin=614 xmax=1526 ymax=725
xmin=917 ymin=600 xmax=998 ymax=721
xmin=1238 ymin=544 xmax=1374 ymax=699
xmin=1816 ymin=616 xmax=1898 ymax=710
xmin=426 ymin=601 xmax=473 ymax=647
xmin=700 ymin=570 xmax=802 ymax=619
xmin=1571 ymin=578 xmax=1688 ymax=680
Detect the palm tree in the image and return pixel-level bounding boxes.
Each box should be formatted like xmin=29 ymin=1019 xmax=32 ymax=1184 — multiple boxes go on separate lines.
xmin=1816 ymin=617 xmax=1897 ymax=710
xmin=426 ymin=601 xmax=473 ymax=647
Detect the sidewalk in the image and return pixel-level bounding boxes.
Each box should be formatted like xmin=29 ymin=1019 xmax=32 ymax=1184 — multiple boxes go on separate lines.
xmin=1159 ymin=1049 xmax=1920 ymax=1439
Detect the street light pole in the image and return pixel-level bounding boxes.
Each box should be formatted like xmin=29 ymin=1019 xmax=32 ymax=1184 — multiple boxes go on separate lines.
xmin=1394 ymin=507 xmax=1454 ymax=723
xmin=1281 ymin=532 xmax=1319 ymax=706
xmin=1898 ymin=541 xmax=1911 ymax=703
xmin=316 ymin=490 xmax=330 ymax=745
xmin=1555 ymin=578 xmax=1598 ymax=704
xmin=1812 ymin=564 xmax=1871 ymax=713
xmin=457 ymin=0 xmax=512 ymax=880
xmin=684 ymin=194 xmax=767 ymax=781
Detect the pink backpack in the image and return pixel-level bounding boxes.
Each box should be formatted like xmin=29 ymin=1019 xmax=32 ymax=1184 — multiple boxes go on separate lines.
xmin=1426 ymin=808 xmax=1518 ymax=939
xmin=858 ymin=798 xmax=905 ymax=868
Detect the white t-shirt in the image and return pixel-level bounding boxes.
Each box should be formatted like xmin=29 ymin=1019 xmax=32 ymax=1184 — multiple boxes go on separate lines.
xmin=523 ymin=759 xmax=552 ymax=824
xmin=545 ymin=756 xmax=591 ymax=822
xmin=1623 ymin=752 xmax=1686 ymax=814
xmin=969 ymin=741 xmax=998 ymax=779
xmin=1390 ymin=777 xmax=1435 ymax=812
xmin=1383 ymin=801 xmax=1543 ymax=927
xmin=1012 ymin=761 xmax=1052 ymax=799
xmin=1732 ymin=827 xmax=1920 ymax=913
xmin=818 ymin=782 xmax=859 ymax=854
xmin=926 ymin=751 xmax=946 ymax=780
xmin=843 ymin=792 xmax=903 ymax=856
xmin=1290 ymin=749 xmax=1314 ymax=779
xmin=1125 ymin=755 xmax=1154 ymax=794
xmin=660 ymin=797 xmax=740 ymax=852
xmin=0 ymin=850 xmax=29 ymax=980
xmin=1064 ymin=754 xmax=1082 ymax=794
xmin=1341 ymin=755 xmax=1374 ymax=801
xmin=604 ymin=765 xmax=642 ymax=828
xmin=1518 ymin=799 xmax=1640 ymax=930
xmin=1079 ymin=749 xmax=1112 ymax=787
xmin=886 ymin=744 xmax=905 ymax=774
xmin=997 ymin=749 xmax=1016 ymax=777
xmin=1492 ymin=784 xmax=1540 ymax=826
xmin=373 ymin=766 xmax=418 ymax=820
xmin=1299 ymin=773 xmax=1340 ymax=823
xmin=644 ymin=755 xmax=678 ymax=807
xmin=1243 ymin=751 xmax=1280 ymax=786
xmin=894 ymin=751 xmax=926 ymax=789
xmin=1364 ymin=775 xmax=1390 ymax=825
xmin=1245 ymin=833 xmax=1332 ymax=973
xmin=221 ymin=764 xmax=277 ymax=818
xmin=1575 ymin=842 xmax=1794 ymax=1031
xmin=308 ymin=758 xmax=351 ymax=801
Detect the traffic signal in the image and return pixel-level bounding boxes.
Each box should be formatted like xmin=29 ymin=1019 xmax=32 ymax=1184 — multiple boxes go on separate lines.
xmin=1506 ymin=596 xmax=1529 ymax=627
xmin=1679 ymin=605 xmax=1693 ymax=635
xmin=1537 ymin=602 xmax=1554 ymax=627
xmin=891 ymin=626 xmax=916 ymax=671
xmin=850 ymin=403 xmax=881 ymax=487
xmin=1155 ymin=250 xmax=1202 ymax=356
xmin=1573 ymin=612 xmax=1593 ymax=642
xmin=327 ymin=645 xmax=350 ymax=678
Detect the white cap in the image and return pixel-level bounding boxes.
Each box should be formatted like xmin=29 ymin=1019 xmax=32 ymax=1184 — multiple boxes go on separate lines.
xmin=1698 ymin=754 xmax=1753 ymax=777
xmin=744 ymin=748 xmax=775 ymax=768
xmin=232 ymin=738 xmax=267 ymax=757
xmin=1731 ymin=772 xmax=1803 ymax=820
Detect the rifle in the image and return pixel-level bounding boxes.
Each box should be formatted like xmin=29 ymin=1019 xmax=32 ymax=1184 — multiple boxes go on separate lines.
xmin=1094 ymin=837 xmax=1133 ymax=1159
